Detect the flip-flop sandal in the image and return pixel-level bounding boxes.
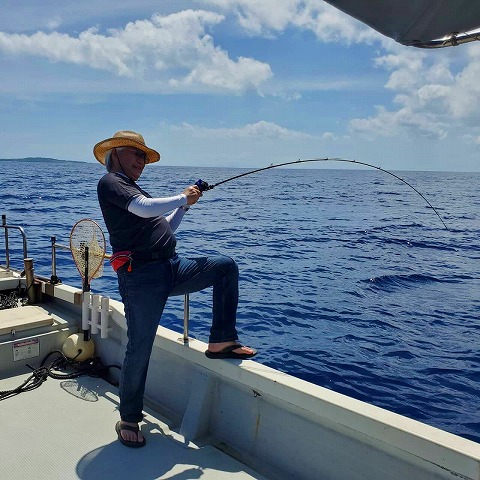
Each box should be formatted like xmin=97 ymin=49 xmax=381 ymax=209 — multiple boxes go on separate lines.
xmin=115 ymin=421 xmax=146 ymax=448
xmin=205 ymin=344 xmax=257 ymax=360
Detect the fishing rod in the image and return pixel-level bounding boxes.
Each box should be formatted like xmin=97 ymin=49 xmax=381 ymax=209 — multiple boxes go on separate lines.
xmin=194 ymin=157 xmax=449 ymax=230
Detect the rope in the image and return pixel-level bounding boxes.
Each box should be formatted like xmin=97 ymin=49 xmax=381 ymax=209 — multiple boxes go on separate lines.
xmin=0 ymin=287 xmax=28 ymax=310
xmin=0 ymin=351 xmax=121 ymax=401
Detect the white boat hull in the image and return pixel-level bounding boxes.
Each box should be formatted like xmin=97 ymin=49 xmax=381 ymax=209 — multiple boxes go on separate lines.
xmin=0 ymin=267 xmax=479 ymax=480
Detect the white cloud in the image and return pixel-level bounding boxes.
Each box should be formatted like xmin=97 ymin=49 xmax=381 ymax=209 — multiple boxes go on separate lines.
xmin=0 ymin=9 xmax=272 ymax=93
xmin=348 ymin=48 xmax=451 ymax=138
xmin=198 ymin=1 xmax=480 ymax=142
xmin=202 ymin=0 xmax=298 ymax=36
xmin=349 ymin=42 xmax=480 ymax=139
xmin=375 ymin=50 xmax=427 ymax=91
xmin=46 ymin=16 xmax=62 ymax=31
xmin=349 ymin=104 xmax=448 ymax=139
xmin=156 ymin=119 xmax=343 ymax=168
xmin=173 ymin=120 xmax=312 ymax=139
xmin=463 ymin=134 xmax=480 ymax=144
xmin=442 ymin=47 xmax=480 ymax=119
xmin=3 ymin=1 xmax=480 ymax=154
xmin=200 ymin=0 xmax=379 ymax=43
xmin=321 ymin=132 xmax=337 ymax=141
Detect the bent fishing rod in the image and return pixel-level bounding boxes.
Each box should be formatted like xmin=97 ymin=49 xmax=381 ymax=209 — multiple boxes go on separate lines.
xmin=194 ymin=157 xmax=449 ymax=230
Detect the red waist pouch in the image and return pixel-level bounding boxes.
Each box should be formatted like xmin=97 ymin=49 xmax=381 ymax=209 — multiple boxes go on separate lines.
xmin=110 ymin=251 xmax=132 ymax=272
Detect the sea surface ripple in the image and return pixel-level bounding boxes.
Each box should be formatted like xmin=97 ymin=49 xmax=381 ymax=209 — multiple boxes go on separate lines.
xmin=1 ymin=161 xmax=479 ymax=443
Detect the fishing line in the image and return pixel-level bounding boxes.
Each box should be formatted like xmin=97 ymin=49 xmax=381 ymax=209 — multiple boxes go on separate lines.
xmin=194 ymin=157 xmax=449 ymax=230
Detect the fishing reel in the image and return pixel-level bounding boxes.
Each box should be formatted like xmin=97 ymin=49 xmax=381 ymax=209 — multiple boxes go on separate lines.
xmin=195 ymin=179 xmax=211 ymax=191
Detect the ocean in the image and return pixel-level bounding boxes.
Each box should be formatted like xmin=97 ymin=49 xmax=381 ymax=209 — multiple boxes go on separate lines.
xmin=1 ymin=160 xmax=479 ymax=443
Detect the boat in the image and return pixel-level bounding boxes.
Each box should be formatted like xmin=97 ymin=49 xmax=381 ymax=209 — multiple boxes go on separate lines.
xmin=325 ymin=0 xmax=480 ymax=48
xmin=2 ymin=3 xmax=480 ymax=479
xmin=1 ymin=210 xmax=479 ymax=480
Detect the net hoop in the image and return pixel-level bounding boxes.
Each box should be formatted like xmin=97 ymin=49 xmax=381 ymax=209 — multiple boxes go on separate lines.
xmin=70 ymin=219 xmax=106 ymax=284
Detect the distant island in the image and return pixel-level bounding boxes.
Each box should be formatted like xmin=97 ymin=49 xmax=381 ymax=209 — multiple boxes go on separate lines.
xmin=0 ymin=157 xmax=85 ymax=163
xmin=0 ymin=157 xmax=90 ymax=163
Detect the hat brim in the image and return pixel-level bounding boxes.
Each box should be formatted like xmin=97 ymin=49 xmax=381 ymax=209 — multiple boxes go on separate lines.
xmin=93 ymin=137 xmax=160 ymax=165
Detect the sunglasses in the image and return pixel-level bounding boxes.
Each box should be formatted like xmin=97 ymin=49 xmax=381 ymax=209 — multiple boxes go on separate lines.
xmin=117 ymin=147 xmax=147 ymax=161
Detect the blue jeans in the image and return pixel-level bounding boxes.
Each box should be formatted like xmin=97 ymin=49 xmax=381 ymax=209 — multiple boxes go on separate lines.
xmin=117 ymin=254 xmax=239 ymax=422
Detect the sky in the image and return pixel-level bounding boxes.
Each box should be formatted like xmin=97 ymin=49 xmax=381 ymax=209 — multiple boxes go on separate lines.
xmin=0 ymin=0 xmax=479 ymax=172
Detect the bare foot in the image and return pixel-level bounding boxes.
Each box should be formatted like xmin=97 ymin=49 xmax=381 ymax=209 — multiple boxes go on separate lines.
xmin=208 ymin=341 xmax=256 ymax=356
xmin=118 ymin=421 xmax=144 ymax=444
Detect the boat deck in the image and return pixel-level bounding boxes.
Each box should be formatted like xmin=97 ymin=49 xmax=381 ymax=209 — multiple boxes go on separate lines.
xmin=1 ymin=265 xmax=479 ymax=480
xmin=0 ymin=372 xmax=267 ymax=480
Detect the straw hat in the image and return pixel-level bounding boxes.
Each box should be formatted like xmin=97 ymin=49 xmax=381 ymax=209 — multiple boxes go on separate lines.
xmin=93 ymin=130 xmax=160 ymax=165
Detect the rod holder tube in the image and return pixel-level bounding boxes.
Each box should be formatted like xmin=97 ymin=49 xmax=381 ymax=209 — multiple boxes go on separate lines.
xmin=82 ymin=292 xmax=91 ymax=333
xmin=91 ymin=294 xmax=100 ymax=335
xmin=50 ymin=236 xmax=61 ymax=284
xmin=183 ymin=293 xmax=189 ymax=344
xmin=23 ymin=258 xmax=37 ymax=304
xmin=101 ymin=296 xmax=110 ymax=338
xmin=51 ymin=236 xmax=56 ymax=277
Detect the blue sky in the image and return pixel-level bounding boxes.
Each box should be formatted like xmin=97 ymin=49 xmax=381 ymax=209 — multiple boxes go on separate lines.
xmin=0 ymin=0 xmax=479 ymax=172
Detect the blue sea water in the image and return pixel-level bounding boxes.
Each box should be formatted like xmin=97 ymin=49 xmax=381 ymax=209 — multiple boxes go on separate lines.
xmin=1 ymin=160 xmax=479 ymax=443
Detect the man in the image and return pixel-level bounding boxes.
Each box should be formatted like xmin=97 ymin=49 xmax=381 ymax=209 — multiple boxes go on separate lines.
xmin=94 ymin=130 xmax=256 ymax=448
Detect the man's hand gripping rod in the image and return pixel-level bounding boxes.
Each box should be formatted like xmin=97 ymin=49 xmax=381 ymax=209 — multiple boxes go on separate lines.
xmin=195 ymin=179 xmax=212 ymax=192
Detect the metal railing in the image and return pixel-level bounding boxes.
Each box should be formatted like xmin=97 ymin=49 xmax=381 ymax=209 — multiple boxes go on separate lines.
xmin=49 ymin=236 xmax=72 ymax=284
xmin=1 ymin=214 xmax=28 ymax=269
xmin=1 ymin=214 xmax=36 ymax=303
xmin=1 ymin=214 xmax=191 ymax=343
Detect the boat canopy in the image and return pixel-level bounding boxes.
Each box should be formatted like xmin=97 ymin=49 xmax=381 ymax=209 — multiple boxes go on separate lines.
xmin=324 ymin=0 xmax=480 ymax=48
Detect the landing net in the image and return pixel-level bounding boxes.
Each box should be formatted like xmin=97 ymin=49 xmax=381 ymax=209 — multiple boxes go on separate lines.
xmin=70 ymin=219 xmax=106 ymax=283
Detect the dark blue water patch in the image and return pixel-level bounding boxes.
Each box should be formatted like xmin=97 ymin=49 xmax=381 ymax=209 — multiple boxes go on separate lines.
xmin=363 ymin=273 xmax=442 ymax=292
xmin=367 ymin=235 xmax=458 ymax=252
xmin=2 ymin=163 xmax=480 ymax=444
xmin=382 ymin=350 xmax=416 ymax=360
xmin=2 ymin=194 xmax=26 ymax=201
xmin=441 ymin=273 xmax=476 ymax=282
xmin=367 ymin=222 xmax=426 ymax=233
